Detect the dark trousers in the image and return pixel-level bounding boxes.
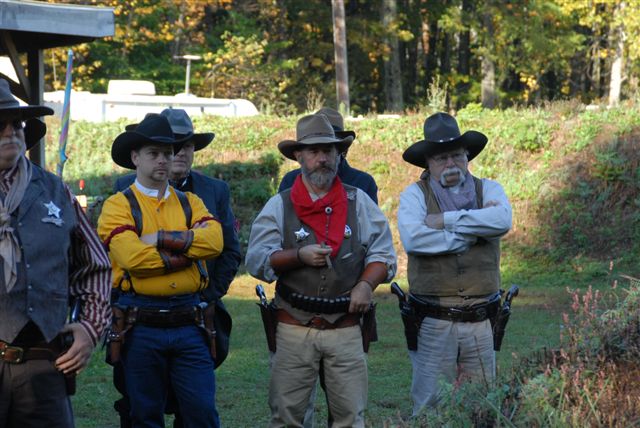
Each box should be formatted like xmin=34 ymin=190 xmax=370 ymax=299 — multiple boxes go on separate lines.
xmin=0 ymin=359 xmax=74 ymax=428
xmin=116 ymin=293 xmax=219 ymax=428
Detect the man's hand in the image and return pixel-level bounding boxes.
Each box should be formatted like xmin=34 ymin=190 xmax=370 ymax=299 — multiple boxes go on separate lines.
xmin=349 ymin=281 xmax=373 ymax=313
xmin=55 ymin=323 xmax=94 ymax=375
xmin=426 ymin=213 xmax=444 ymax=229
xmin=297 ymin=244 xmax=332 ymax=267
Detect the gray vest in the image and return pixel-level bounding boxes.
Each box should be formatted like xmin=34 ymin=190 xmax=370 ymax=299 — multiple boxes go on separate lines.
xmin=0 ymin=166 xmax=76 ymax=343
xmin=407 ymin=176 xmax=501 ymax=298
xmin=276 ymin=184 xmax=365 ymax=323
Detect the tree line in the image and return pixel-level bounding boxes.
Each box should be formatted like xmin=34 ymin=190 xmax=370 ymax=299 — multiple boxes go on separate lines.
xmin=44 ymin=0 xmax=640 ymax=114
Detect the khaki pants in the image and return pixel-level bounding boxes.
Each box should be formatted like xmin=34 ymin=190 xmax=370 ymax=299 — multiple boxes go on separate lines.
xmin=269 ymin=323 xmax=367 ymax=428
xmin=409 ymin=317 xmax=495 ymax=416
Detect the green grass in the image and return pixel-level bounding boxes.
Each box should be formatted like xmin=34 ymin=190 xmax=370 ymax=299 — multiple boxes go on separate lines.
xmin=68 ymin=261 xmax=626 ymax=427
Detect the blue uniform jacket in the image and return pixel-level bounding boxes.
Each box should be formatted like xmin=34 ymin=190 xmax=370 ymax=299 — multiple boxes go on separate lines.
xmin=113 ymin=170 xmax=241 ymax=302
xmin=278 ymin=158 xmax=379 ymax=204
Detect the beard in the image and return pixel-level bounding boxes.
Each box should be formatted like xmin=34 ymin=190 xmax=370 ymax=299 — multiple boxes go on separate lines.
xmin=300 ymin=158 xmax=339 ymax=190
xmin=439 ymin=166 xmax=466 ymax=187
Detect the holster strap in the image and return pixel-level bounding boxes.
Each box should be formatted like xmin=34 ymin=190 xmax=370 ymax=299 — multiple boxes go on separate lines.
xmin=276 ymin=282 xmax=350 ymax=314
xmin=276 ymin=310 xmax=360 ymax=330
xmin=409 ymin=295 xmax=500 ymax=323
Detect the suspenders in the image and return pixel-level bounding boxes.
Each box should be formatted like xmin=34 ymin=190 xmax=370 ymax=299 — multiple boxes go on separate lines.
xmin=120 ymin=187 xmax=207 ymax=292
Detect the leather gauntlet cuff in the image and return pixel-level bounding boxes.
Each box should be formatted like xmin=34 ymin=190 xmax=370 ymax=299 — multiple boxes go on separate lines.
xmin=157 ymin=230 xmax=194 ymax=253
xmin=159 ymin=249 xmax=193 ymax=272
xmin=358 ymin=262 xmax=388 ymax=291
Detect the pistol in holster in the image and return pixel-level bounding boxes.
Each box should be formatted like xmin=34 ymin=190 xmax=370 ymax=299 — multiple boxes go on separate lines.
xmin=196 ymin=302 xmax=217 ymax=361
xmin=360 ymin=303 xmax=378 ymax=353
xmin=256 ymin=284 xmax=278 ymax=353
xmin=107 ymin=306 xmax=137 ymax=364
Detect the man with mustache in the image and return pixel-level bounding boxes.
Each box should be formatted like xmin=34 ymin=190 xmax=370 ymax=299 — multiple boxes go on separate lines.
xmin=0 ymin=78 xmax=111 ymax=426
xmin=246 ymin=114 xmax=396 ymax=427
xmin=397 ymin=112 xmax=512 ymax=415
xmin=97 ymin=114 xmax=224 ymax=427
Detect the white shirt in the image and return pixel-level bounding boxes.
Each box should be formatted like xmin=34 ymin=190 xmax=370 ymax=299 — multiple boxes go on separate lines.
xmin=397 ymin=178 xmax=512 ymax=256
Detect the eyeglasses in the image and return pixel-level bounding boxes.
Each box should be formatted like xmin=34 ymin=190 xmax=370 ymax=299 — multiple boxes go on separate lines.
xmin=431 ymin=152 xmax=467 ymax=165
xmin=0 ymin=120 xmax=24 ymax=133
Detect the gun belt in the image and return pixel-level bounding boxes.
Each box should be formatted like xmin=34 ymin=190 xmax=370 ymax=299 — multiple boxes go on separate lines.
xmin=409 ymin=295 xmax=500 ymax=323
xmin=276 ymin=282 xmax=350 ymax=314
xmin=134 ymin=306 xmax=199 ymax=328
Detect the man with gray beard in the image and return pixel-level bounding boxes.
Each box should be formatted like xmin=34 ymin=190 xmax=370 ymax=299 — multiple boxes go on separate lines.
xmin=397 ymin=112 xmax=512 ymax=415
xmin=246 ymin=114 xmax=396 ymax=427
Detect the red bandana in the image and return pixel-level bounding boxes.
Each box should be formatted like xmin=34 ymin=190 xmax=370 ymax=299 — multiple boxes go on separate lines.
xmin=290 ymin=174 xmax=347 ymax=258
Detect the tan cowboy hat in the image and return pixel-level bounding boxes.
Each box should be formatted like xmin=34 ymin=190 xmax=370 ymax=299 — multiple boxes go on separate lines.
xmin=278 ymin=114 xmax=354 ymax=161
xmin=315 ymin=107 xmax=356 ymax=139
xmin=0 ymin=78 xmax=54 ymax=120
xmin=111 ymin=113 xmax=190 ymax=169
xmin=125 ymin=108 xmax=215 ymax=151
xmin=402 ymin=112 xmax=487 ymax=168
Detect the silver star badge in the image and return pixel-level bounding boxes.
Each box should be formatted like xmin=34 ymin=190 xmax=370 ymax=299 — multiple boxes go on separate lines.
xmin=344 ymin=225 xmax=352 ymax=239
xmin=44 ymin=201 xmax=61 ymax=219
xmin=294 ymin=227 xmax=310 ymax=242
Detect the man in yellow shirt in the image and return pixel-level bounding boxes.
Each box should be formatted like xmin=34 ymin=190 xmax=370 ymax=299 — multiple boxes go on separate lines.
xmin=98 ymin=113 xmax=224 ymax=428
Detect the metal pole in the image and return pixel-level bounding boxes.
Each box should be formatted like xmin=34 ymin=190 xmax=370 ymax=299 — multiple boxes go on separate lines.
xmin=185 ymin=58 xmax=191 ymax=95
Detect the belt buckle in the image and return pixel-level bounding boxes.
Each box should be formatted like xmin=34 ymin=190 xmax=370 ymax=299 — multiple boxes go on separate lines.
xmin=307 ymin=317 xmax=326 ymax=330
xmin=446 ymin=307 xmax=463 ymax=320
xmin=1 ymin=344 xmax=24 ymax=363
xmin=475 ymin=307 xmax=487 ymax=321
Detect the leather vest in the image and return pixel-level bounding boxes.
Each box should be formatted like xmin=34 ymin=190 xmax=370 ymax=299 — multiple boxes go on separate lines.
xmin=0 ymin=166 xmax=76 ymax=343
xmin=407 ymin=176 xmax=501 ymax=298
xmin=276 ymin=184 xmax=365 ymax=323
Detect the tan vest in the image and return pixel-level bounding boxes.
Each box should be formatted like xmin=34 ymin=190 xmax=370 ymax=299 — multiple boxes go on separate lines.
xmin=276 ymin=184 xmax=365 ymax=323
xmin=407 ymin=176 xmax=501 ymax=298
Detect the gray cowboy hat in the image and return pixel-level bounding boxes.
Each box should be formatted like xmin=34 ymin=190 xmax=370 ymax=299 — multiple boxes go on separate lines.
xmin=315 ymin=107 xmax=356 ymax=140
xmin=125 ymin=109 xmax=214 ymax=151
xmin=0 ymin=78 xmax=54 ymax=120
xmin=112 ymin=113 xmax=190 ymax=169
xmin=402 ymin=112 xmax=487 ymax=168
xmin=278 ymin=114 xmax=354 ymax=161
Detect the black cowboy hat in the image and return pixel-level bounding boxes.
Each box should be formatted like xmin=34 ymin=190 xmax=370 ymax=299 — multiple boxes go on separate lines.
xmin=112 ymin=113 xmax=190 ymax=169
xmin=278 ymin=114 xmax=353 ymax=161
xmin=402 ymin=112 xmax=487 ymax=168
xmin=315 ymin=107 xmax=356 ymax=140
xmin=125 ymin=109 xmax=214 ymax=151
xmin=0 ymin=78 xmax=54 ymax=120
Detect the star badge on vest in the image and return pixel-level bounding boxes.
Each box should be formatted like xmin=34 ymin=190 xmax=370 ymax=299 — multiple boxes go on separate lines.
xmin=344 ymin=225 xmax=352 ymax=239
xmin=41 ymin=201 xmax=63 ymax=227
xmin=294 ymin=227 xmax=309 ymax=242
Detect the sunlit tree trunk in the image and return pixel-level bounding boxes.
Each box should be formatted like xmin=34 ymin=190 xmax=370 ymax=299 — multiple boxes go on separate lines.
xmin=382 ymin=0 xmax=404 ymax=112
xmin=608 ymin=2 xmax=625 ymax=107
xmin=332 ymin=0 xmax=350 ymax=114
xmin=481 ymin=6 xmax=496 ymax=108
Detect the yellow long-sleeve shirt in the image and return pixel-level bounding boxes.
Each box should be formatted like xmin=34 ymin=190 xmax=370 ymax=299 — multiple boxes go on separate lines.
xmin=97 ymin=184 xmax=223 ymax=296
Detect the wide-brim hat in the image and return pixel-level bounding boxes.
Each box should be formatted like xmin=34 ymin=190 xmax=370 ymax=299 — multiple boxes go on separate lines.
xmin=0 ymin=78 xmax=54 ymax=119
xmin=125 ymin=108 xmax=214 ymax=151
xmin=402 ymin=112 xmax=488 ymax=168
xmin=24 ymin=118 xmax=47 ymax=150
xmin=278 ymin=114 xmax=354 ymax=161
xmin=315 ymin=107 xmax=356 ymax=140
xmin=112 ymin=113 xmax=190 ymax=169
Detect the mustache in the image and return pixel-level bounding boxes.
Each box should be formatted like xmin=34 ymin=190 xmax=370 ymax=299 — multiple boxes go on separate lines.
xmin=0 ymin=136 xmax=22 ymax=146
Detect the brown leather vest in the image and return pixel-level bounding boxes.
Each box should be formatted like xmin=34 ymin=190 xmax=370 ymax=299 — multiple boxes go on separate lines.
xmin=276 ymin=184 xmax=365 ymax=322
xmin=407 ymin=176 xmax=501 ymax=298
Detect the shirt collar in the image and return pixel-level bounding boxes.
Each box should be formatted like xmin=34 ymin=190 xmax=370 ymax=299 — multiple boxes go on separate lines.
xmin=134 ymin=179 xmax=171 ymax=199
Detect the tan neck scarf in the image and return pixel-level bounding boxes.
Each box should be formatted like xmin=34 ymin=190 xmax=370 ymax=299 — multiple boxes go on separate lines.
xmin=0 ymin=155 xmax=32 ymax=292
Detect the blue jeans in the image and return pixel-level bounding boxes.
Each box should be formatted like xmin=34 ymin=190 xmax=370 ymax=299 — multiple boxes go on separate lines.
xmin=119 ymin=293 xmax=219 ymax=428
